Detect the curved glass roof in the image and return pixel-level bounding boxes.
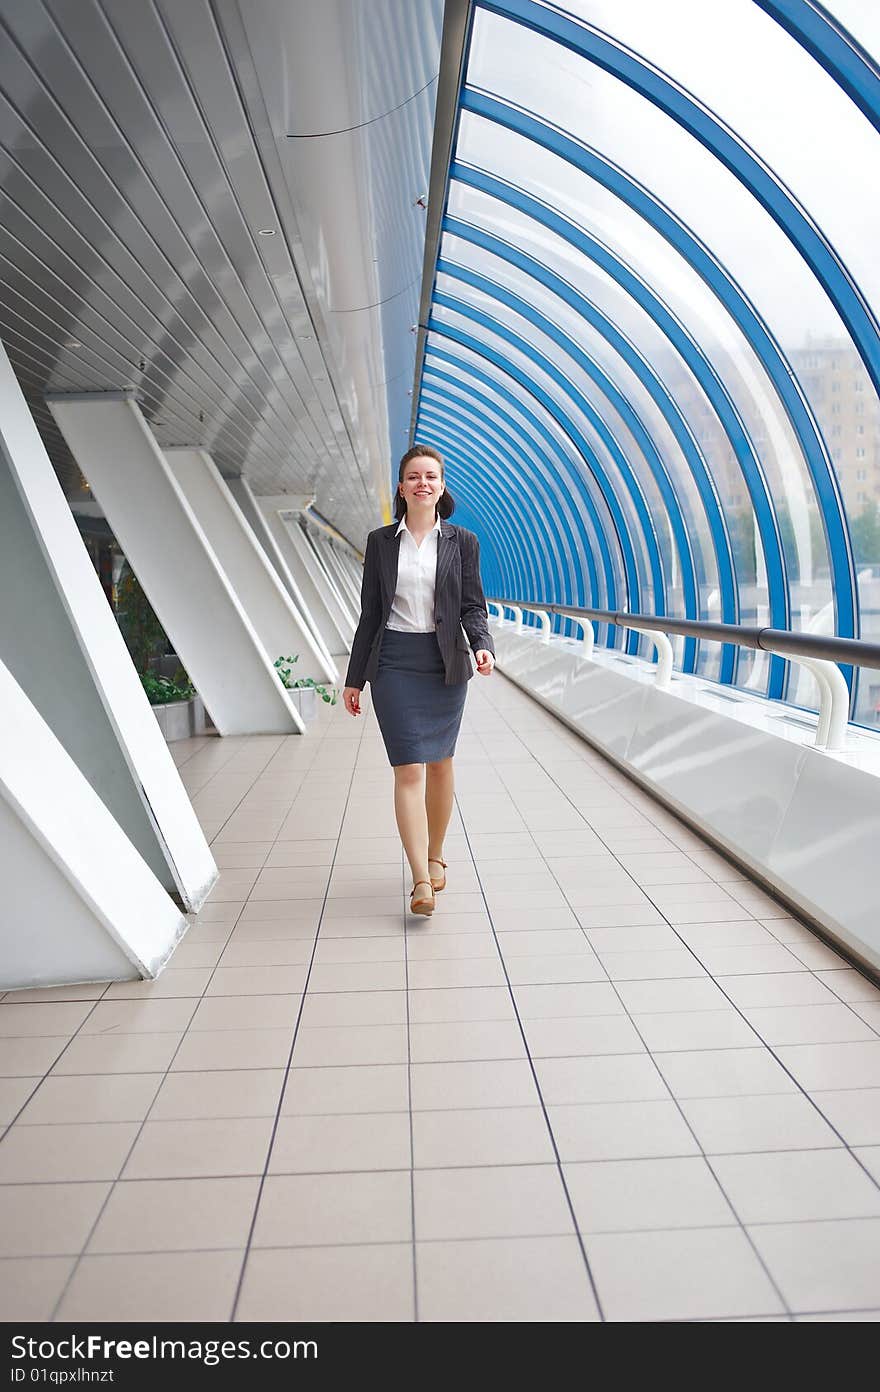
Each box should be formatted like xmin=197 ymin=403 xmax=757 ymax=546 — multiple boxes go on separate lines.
xmin=412 ymin=0 xmax=880 ymax=724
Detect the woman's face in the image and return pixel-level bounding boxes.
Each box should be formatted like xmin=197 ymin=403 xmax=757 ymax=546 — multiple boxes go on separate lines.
xmin=399 ymin=456 xmax=443 ymax=512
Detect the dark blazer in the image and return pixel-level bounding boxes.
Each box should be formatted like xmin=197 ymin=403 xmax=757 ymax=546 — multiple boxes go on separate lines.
xmin=345 ymin=521 xmax=495 ymax=689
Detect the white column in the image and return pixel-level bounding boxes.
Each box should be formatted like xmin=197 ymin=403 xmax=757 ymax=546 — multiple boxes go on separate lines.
xmin=301 ymin=526 xmax=357 ymax=638
xmin=47 ymin=392 xmax=303 ymax=736
xmin=164 ymin=449 xmax=338 ymax=685
xmin=226 ymin=476 xmax=336 ymax=675
xmin=0 ymin=660 xmax=188 ymax=990
xmin=0 ymin=344 xmax=216 ymax=910
xmin=258 ymin=499 xmax=351 ymax=655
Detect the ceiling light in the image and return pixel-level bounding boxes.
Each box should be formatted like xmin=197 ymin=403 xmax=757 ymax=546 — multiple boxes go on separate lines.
xmin=65 ymin=339 xmax=82 ymax=348
xmin=258 ymin=227 xmax=277 ymax=236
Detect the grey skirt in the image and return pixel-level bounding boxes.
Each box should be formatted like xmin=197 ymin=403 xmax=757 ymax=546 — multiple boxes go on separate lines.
xmin=371 ymin=629 xmax=468 ymax=767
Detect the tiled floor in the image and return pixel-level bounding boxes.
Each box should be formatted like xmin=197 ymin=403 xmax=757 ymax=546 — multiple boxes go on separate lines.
xmin=2 ymin=673 xmax=880 ymax=1322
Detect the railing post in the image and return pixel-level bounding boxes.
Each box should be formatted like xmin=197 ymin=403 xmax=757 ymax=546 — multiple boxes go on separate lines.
xmin=621 ymin=622 xmax=674 ymax=691
xmin=509 ymin=605 xmax=523 ymax=633
xmin=765 ymin=649 xmax=849 ymax=750
xmin=487 ymin=601 xmax=505 ymax=625
xmin=522 ymin=607 xmax=551 ymax=643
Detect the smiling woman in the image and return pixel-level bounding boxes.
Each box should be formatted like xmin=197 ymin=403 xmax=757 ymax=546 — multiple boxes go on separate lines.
xmin=342 ymin=444 xmax=495 ymax=916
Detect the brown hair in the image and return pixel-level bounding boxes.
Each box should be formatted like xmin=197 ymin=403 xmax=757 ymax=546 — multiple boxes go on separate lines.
xmin=394 ymin=444 xmax=455 ymax=521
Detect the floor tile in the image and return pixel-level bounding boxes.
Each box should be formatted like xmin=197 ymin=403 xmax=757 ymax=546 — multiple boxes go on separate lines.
xmin=0 ymin=1121 xmax=138 ymax=1182
xmin=410 ymin=1059 xmax=540 ymax=1111
xmin=534 ymin=1054 xmax=669 ymax=1105
xmin=717 ymin=973 xmax=838 ymax=1009
xmin=281 ymin=1065 xmax=410 ymax=1116
xmin=292 ymin=1024 xmax=408 ymax=1068
xmin=149 ymin=1069 xmax=285 ymax=1120
xmin=547 ymin=1099 xmax=699 ymax=1162
xmin=416 ymin=1236 xmax=598 ymax=1322
xmin=407 ymin=987 xmax=516 ymax=1024
xmin=413 ymin=1164 xmax=573 ymax=1240
xmin=409 ymin=1019 xmax=525 ymax=1064
xmin=252 ymin=1170 xmax=412 ymax=1247
xmin=0 ymin=1038 xmax=70 ymax=1078
xmin=0 ymin=1003 xmax=94 ymax=1037
xmin=512 ymin=983 xmax=623 ymax=1019
xmin=712 ymin=1149 xmax=880 ymax=1223
xmin=585 ymin=1227 xmax=784 ymax=1321
xmin=0 ymin=1256 xmax=75 ymax=1319
xmin=0 ymin=1182 xmax=110 ymax=1256
xmin=565 ymin=1156 xmax=735 ymax=1233
xmin=299 ymin=991 xmax=407 ymax=1028
xmin=236 ymin=1245 xmax=414 ymax=1322
xmin=523 ymin=1015 xmax=645 ymax=1058
xmin=748 ymin=1219 xmax=880 ymax=1312
xmin=188 ymin=995 xmax=301 ymax=1031
xmin=654 ymin=1048 xmax=799 ymax=1099
xmin=632 ymin=1010 xmax=762 ymax=1052
xmin=123 ymin=1116 xmax=273 ymax=1178
xmin=810 ymin=1089 xmax=880 ymax=1147
xmin=57 ymin=1250 xmax=243 ymax=1321
xmin=614 ymin=979 xmax=730 ymax=1014
xmin=89 ymin=1177 xmax=260 ymax=1253
xmin=79 ymin=1000 xmax=197 ymax=1035
xmin=680 ymin=1093 xmax=841 ymax=1155
xmin=0 ymin=1076 xmax=41 ymax=1125
xmin=270 ymin=1112 xmax=412 ymax=1173
xmin=775 ymin=1041 xmax=880 ymax=1091
xmin=50 ymin=1034 xmax=183 ymax=1075
xmin=740 ymin=1003 xmax=876 ymax=1045
xmin=412 ymin=1106 xmax=554 ymax=1168
xmin=170 ymin=1029 xmax=293 ymax=1072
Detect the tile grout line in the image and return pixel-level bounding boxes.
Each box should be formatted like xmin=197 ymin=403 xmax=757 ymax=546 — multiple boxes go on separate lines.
xmin=478 ymin=681 xmax=800 ymax=1316
xmin=228 ymin=708 xmax=369 ymax=1322
xmin=480 ymin=678 xmax=880 ymax=1203
xmin=42 ymin=726 xmax=320 ymax=1318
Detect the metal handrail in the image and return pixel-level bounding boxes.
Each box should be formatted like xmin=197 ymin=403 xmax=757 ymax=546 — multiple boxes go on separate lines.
xmin=486 ymin=599 xmax=880 ymax=669
xmin=486 ymin=598 xmax=880 ymax=751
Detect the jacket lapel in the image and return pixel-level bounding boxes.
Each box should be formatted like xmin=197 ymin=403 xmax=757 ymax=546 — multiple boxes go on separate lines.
xmin=381 ymin=524 xmax=401 ymax=606
xmin=435 ymin=522 xmax=456 ymax=600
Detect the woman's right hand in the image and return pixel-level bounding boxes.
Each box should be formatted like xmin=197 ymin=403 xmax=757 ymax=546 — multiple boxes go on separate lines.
xmin=342 ymin=686 xmax=362 ymax=717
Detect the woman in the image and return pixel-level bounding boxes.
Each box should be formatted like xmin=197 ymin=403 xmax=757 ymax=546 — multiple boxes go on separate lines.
xmin=342 ymin=445 xmax=495 ymax=916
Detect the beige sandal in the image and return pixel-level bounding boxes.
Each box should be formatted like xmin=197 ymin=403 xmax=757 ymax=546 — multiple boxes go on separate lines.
xmin=428 ymin=858 xmax=447 ymax=892
xmin=410 ymin=880 xmax=436 ymax=916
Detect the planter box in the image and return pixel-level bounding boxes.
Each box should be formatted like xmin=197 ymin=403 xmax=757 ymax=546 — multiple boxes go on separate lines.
xmin=151 ymin=694 xmax=208 ymax=741
xmin=286 ymin=686 xmax=319 ymax=723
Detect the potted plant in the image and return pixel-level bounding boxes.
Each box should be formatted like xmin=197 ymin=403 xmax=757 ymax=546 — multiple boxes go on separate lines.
xmin=274 ymin=655 xmax=338 ymax=723
xmin=117 ymin=567 xmax=206 ymax=739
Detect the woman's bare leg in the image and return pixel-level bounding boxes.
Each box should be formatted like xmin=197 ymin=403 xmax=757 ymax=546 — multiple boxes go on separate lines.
xmin=426 ymin=757 xmax=455 ymax=868
xmin=393 ymin=763 xmax=430 ymax=889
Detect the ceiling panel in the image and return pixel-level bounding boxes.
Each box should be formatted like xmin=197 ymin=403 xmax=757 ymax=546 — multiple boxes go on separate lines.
xmin=0 ymin=0 xmax=442 ymax=546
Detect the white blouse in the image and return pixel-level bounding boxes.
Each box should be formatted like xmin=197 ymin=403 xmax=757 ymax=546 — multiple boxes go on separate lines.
xmin=385 ymin=514 xmax=441 ymax=632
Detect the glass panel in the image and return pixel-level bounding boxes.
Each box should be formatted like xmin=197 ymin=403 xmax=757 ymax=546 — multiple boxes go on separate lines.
xmin=466 ymin=11 xmax=880 ymax=711
xmin=545 ymin=0 xmax=880 ymax=313
xmin=424 ymin=335 xmax=624 ymax=610
xmin=446 ymin=172 xmax=771 ymax=635
xmin=431 ymin=292 xmax=656 ymax=611
xmin=441 ymin=224 xmax=721 ymax=623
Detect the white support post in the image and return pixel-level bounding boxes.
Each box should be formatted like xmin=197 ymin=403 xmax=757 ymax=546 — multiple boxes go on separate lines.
xmin=0 ymin=660 xmax=188 ymax=989
xmin=47 ymin=393 xmax=303 ymax=736
xmin=303 ymin=528 xmax=357 ymax=638
xmin=508 ymin=606 xmax=524 ymax=633
xmin=164 ymin=450 xmax=338 ymax=686
xmin=260 ymin=502 xmax=351 ymax=655
xmin=522 ymin=606 xmax=552 ymax=643
xmin=622 ymin=622 xmax=674 ymax=690
xmin=558 ymin=610 xmax=595 ymax=659
xmin=765 ymin=647 xmax=850 ymax=750
xmin=487 ymin=602 xmax=505 ymax=625
xmin=279 ymin=515 xmax=352 ymax=648
xmin=0 ymin=343 xmax=215 ymax=910
xmin=225 ymin=476 xmax=337 ymax=675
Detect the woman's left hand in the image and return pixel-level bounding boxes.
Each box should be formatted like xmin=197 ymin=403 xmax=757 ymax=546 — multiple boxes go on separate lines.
xmin=475 ymin=650 xmax=495 ymax=676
